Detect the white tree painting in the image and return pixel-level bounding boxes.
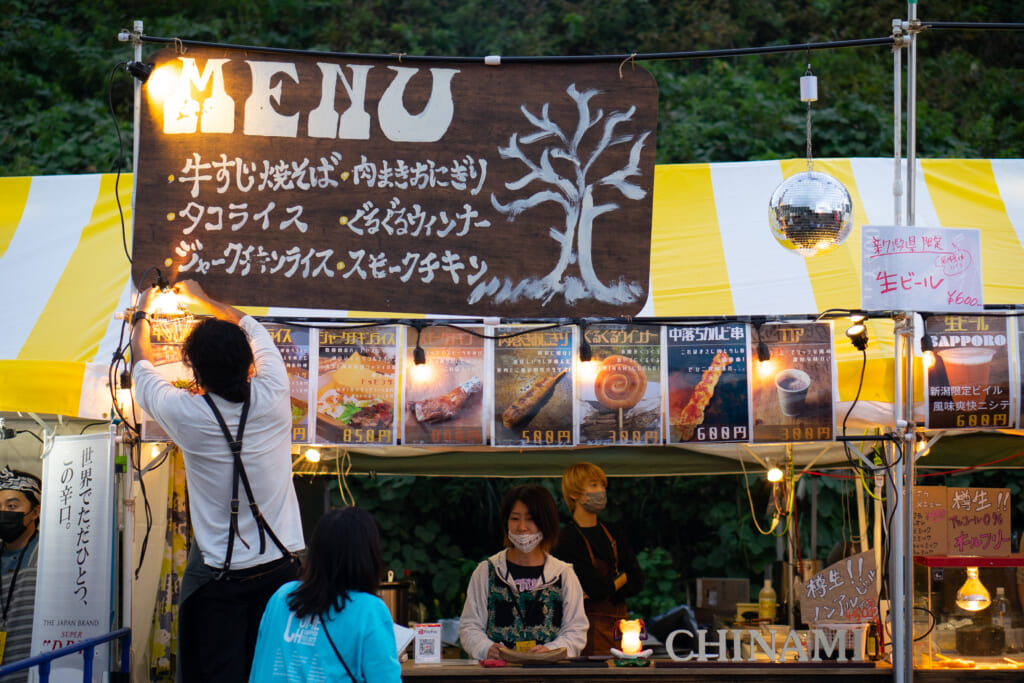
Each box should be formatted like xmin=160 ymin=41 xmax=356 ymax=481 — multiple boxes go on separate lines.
xmin=472 ymin=83 xmax=651 ymax=307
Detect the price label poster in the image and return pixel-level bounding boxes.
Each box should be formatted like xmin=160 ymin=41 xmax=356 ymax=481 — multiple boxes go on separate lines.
xmin=265 ymin=323 xmax=313 ymax=443
xmin=751 ymin=322 xmax=835 ymax=444
xmin=925 ymin=315 xmax=1013 ymax=430
xmin=140 ymin=319 xmax=200 ymax=442
xmin=665 ymin=322 xmax=749 ymax=445
xmin=402 ymin=325 xmax=486 ymax=446
xmin=315 ymin=326 xmax=398 ymax=446
xmin=492 ymin=325 xmax=574 ymax=447
xmin=577 ymin=323 xmax=662 ymax=446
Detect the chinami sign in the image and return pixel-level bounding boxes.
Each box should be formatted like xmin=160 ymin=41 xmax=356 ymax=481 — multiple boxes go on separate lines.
xmin=665 ymin=626 xmax=867 ymax=663
xmin=132 ymin=46 xmax=658 ymax=317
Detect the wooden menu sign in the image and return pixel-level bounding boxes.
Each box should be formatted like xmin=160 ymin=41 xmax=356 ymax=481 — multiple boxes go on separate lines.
xmin=132 ymin=46 xmax=658 ymax=317
xmin=800 ymin=551 xmax=879 ymax=625
xmin=912 ymin=486 xmax=1013 ymax=557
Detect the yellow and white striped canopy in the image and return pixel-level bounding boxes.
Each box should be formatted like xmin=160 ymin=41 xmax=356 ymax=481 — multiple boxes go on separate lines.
xmin=2 ymin=158 xmax=1022 ymax=420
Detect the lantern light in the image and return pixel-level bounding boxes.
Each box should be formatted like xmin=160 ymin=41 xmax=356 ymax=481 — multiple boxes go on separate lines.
xmin=611 ymin=619 xmax=652 ymax=660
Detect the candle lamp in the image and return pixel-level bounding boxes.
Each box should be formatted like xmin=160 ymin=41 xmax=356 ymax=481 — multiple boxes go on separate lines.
xmin=611 ymin=618 xmax=652 ymax=661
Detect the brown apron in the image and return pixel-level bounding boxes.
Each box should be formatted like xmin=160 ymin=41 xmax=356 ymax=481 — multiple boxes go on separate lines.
xmin=575 ymin=522 xmax=628 ymax=656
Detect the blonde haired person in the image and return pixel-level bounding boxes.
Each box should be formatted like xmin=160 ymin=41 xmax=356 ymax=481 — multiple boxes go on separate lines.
xmin=554 ymin=462 xmax=644 ymax=656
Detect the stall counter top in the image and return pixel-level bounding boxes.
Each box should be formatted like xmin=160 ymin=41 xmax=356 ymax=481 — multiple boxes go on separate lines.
xmin=400 ymin=659 xmax=1024 ymax=682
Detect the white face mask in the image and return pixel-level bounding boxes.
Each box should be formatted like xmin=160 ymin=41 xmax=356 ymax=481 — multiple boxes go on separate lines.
xmin=509 ymin=531 xmax=544 ymax=554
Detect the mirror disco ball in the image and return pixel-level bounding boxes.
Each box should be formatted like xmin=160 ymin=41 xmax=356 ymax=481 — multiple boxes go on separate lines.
xmin=768 ymin=171 xmax=853 ymax=257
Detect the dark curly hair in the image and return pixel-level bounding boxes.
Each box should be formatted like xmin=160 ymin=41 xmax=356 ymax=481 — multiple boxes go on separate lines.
xmin=287 ymin=506 xmax=384 ymax=619
xmin=181 ymin=318 xmax=253 ymax=402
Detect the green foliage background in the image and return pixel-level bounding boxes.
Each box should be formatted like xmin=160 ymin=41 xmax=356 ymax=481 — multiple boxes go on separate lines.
xmin=3 ymin=0 xmax=1022 ymax=622
xmin=322 ymin=466 xmax=1024 ymax=623
xmin=1 ymin=0 xmax=1020 ymax=175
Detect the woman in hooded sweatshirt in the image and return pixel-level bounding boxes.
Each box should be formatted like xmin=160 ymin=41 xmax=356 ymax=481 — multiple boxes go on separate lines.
xmin=458 ymin=484 xmax=588 ymax=661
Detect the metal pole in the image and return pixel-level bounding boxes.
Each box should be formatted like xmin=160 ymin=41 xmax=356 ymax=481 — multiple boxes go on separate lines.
xmin=901 ymin=317 xmax=916 ymax=683
xmin=129 ymin=20 xmax=143 ymax=262
xmin=906 ymin=3 xmax=918 ymax=226
xmin=891 ymin=19 xmax=903 ymax=226
xmin=888 ymin=315 xmax=909 ymax=681
xmin=119 ymin=427 xmax=135 ymax=676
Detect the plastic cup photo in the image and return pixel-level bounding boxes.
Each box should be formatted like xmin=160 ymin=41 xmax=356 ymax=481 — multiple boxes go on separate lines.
xmin=936 ymin=347 xmax=995 ymax=389
xmin=775 ymin=368 xmax=811 ymax=418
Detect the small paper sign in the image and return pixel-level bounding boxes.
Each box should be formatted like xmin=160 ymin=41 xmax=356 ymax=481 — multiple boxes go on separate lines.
xmin=801 ymin=551 xmax=878 ymax=625
xmin=912 ymin=486 xmax=948 ymax=556
xmin=861 ymin=225 xmax=983 ymax=312
xmin=947 ymin=486 xmax=1013 ymax=557
xmin=911 ymin=486 xmax=1013 ymax=557
xmin=414 ymin=623 xmax=443 ymax=663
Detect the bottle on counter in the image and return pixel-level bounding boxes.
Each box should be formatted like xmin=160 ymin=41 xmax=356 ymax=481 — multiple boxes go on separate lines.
xmin=993 ymin=586 xmax=1010 ymax=631
xmin=758 ymin=578 xmax=777 ymax=622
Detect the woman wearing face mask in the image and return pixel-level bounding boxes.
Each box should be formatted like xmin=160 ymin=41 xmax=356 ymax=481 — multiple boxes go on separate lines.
xmin=554 ymin=462 xmax=645 ymax=656
xmin=458 ymin=484 xmax=587 ymax=662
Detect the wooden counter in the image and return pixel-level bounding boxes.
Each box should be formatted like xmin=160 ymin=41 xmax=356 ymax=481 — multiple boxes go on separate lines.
xmin=401 ymin=660 xmax=1024 ymax=682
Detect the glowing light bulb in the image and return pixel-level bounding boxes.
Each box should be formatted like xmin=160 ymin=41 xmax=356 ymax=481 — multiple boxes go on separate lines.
xmin=145 ymin=64 xmax=177 ymax=103
xmin=151 ymin=289 xmax=183 ymax=315
xmin=767 ymin=467 xmax=784 ymax=483
xmin=304 ymin=448 xmax=321 ymax=463
xmin=922 ymin=350 xmax=935 ymax=369
xmin=955 ymin=566 xmax=990 ymax=611
xmin=757 ymin=358 xmax=776 ymax=379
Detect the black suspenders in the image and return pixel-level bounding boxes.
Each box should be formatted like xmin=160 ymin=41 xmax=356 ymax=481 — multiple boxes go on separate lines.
xmin=202 ymin=392 xmax=290 ymax=579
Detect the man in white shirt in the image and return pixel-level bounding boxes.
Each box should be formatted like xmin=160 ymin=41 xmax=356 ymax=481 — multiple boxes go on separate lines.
xmin=132 ymin=280 xmax=304 ymax=683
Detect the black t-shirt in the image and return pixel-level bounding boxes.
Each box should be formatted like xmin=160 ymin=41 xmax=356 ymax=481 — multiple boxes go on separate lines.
xmin=506 ymin=560 xmax=544 ymax=592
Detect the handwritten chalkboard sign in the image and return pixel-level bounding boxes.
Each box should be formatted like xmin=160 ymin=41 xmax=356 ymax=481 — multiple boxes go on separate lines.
xmin=132 ymin=46 xmax=658 ymax=317
xmin=801 ymin=551 xmax=878 ymax=625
